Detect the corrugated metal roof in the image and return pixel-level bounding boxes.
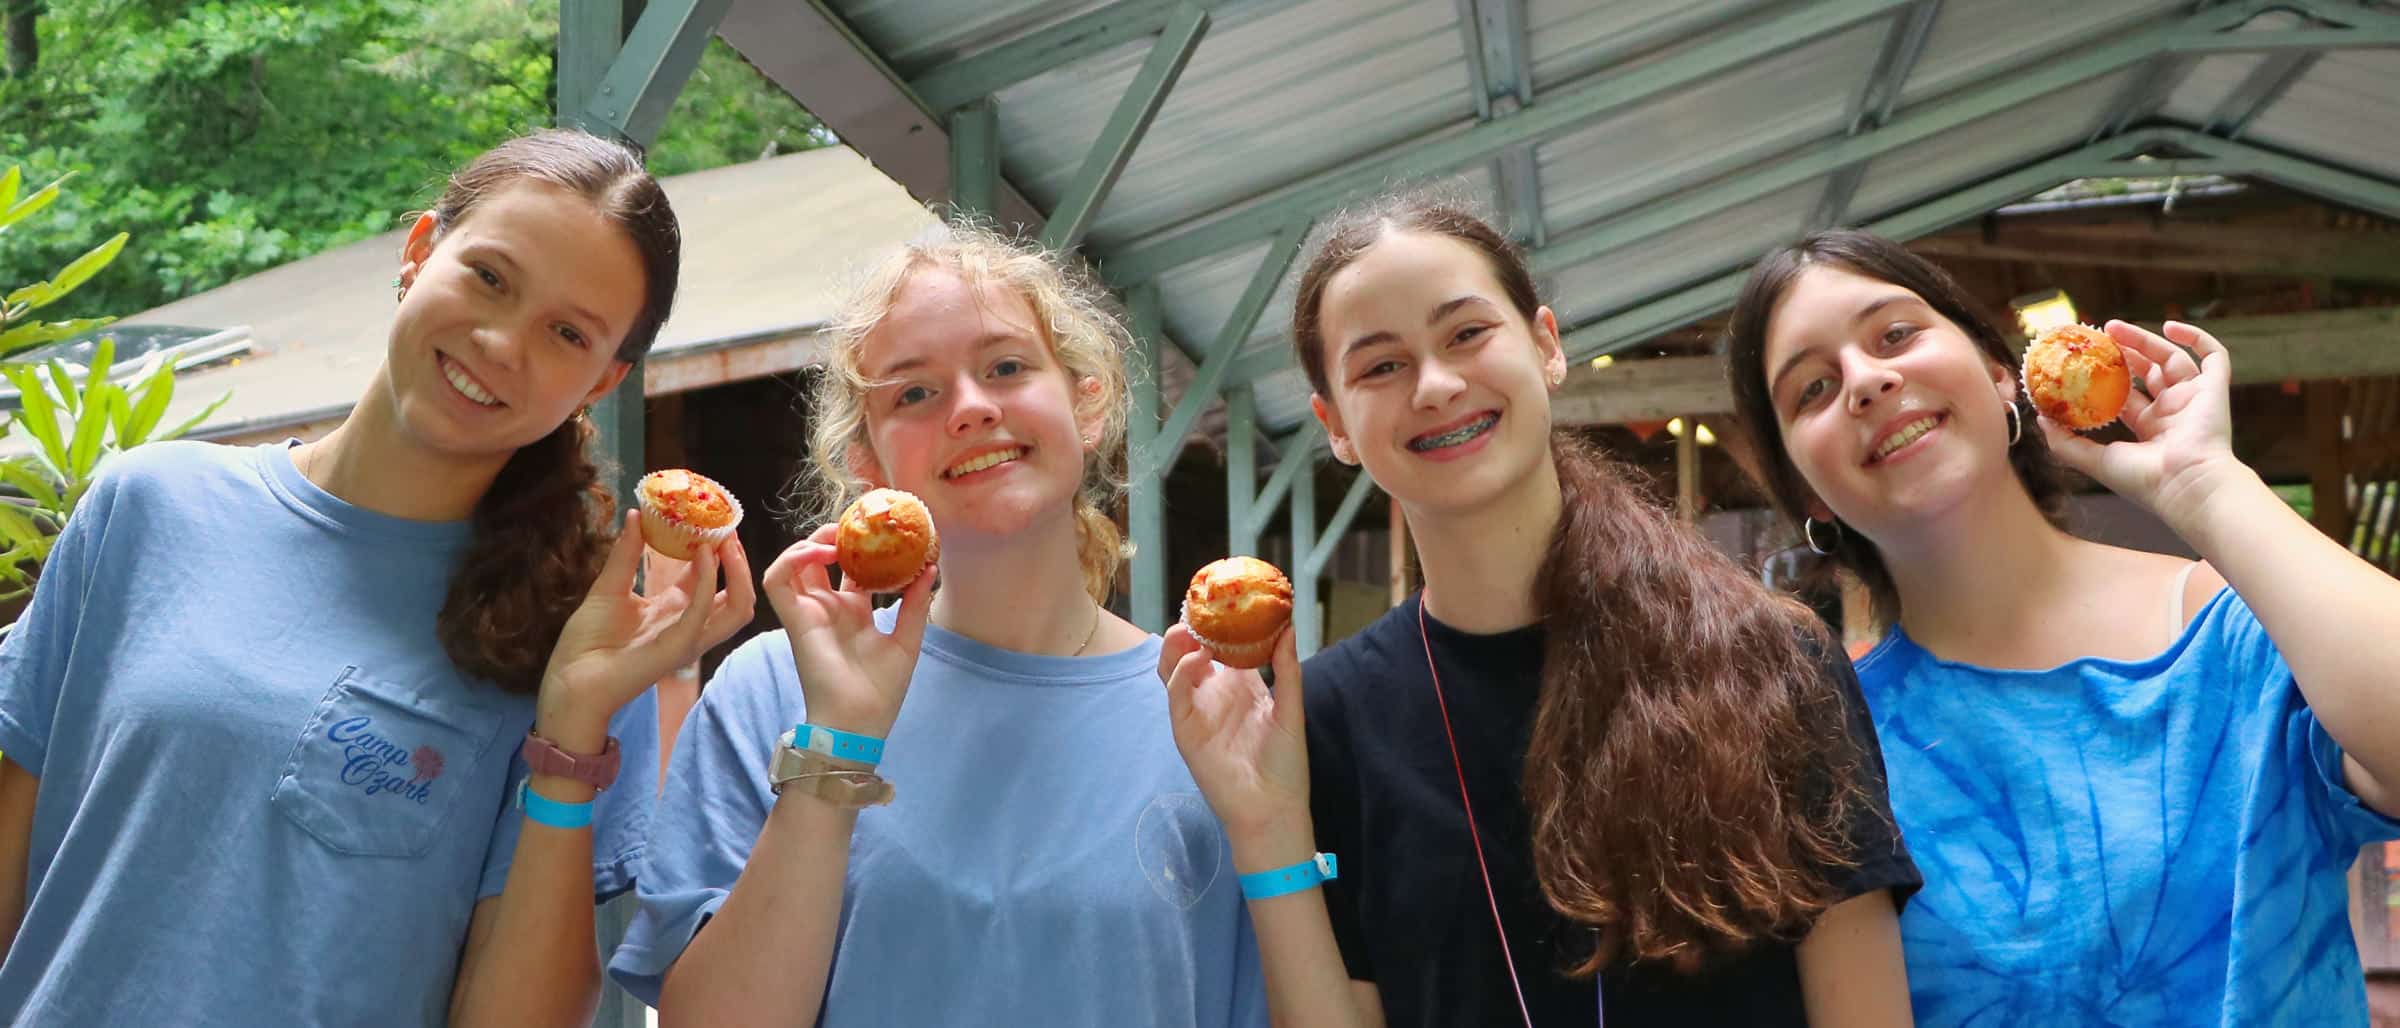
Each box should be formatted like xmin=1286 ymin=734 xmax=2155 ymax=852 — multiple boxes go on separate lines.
xmin=764 ymin=0 xmax=2400 ymax=435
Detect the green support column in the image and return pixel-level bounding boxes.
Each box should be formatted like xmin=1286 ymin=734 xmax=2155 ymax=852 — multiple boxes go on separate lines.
xmin=1289 ymin=452 xmax=1318 ymax=657
xmin=1126 ymin=284 xmax=1169 ymax=631
xmin=1226 ymin=386 xmax=1257 ymax=555
xmin=561 ymin=0 xmax=654 ymax=524
xmin=949 ymin=99 xmax=1000 ymax=221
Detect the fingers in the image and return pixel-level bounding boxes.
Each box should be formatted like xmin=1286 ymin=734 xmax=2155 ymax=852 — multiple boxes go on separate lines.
xmin=1265 ymin=627 xmax=1305 ymax=736
xmin=704 ymin=538 xmax=758 ymax=643
xmin=1165 ymin=647 xmax=1212 ymax=726
xmin=2036 ymin=414 xmax=2108 ymax=477
xmin=662 ymin=540 xmax=721 ymax=649
xmin=889 ymin=564 xmax=937 ymax=653
xmin=2104 ymin=319 xmax=2198 ymax=383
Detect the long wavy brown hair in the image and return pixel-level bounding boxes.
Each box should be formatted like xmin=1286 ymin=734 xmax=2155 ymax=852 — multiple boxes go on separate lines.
xmin=1292 ymin=195 xmax=1869 ymax=974
xmin=428 ymin=129 xmax=682 ymax=693
xmin=1723 ymin=229 xmax=2072 ymax=625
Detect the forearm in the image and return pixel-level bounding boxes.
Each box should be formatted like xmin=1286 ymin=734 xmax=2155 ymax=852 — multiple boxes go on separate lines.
xmin=658 ymin=793 xmax=856 ymax=1028
xmin=2172 ymin=463 xmax=2400 ymax=780
xmin=1230 ymin=821 xmax=1373 ymax=1028
xmin=451 ymin=774 xmax=604 ymax=1028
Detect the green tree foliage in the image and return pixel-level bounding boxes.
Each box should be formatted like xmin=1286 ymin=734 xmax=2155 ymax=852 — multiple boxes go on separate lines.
xmin=0 ymin=0 xmax=827 ymax=321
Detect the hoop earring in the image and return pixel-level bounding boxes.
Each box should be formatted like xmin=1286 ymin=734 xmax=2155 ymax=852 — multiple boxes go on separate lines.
xmin=1804 ymin=517 xmax=1843 ymax=556
xmin=2004 ymin=401 xmax=2023 ymax=447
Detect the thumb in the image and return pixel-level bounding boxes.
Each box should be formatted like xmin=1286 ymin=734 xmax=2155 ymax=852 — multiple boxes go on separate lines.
xmin=889 ymin=564 xmax=937 ymax=653
xmin=1266 ymin=627 xmax=1304 ymax=736
xmin=592 ymin=510 xmax=646 ymax=598
xmin=2037 ymin=415 xmax=2110 ymax=477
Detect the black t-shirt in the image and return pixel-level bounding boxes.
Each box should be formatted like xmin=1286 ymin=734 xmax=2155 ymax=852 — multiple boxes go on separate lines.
xmin=1302 ymin=594 xmax=1920 ymax=1027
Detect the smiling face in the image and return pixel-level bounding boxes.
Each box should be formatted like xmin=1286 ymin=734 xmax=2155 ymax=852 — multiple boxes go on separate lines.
xmin=851 ymin=265 xmax=1097 ymax=543
xmin=1758 ymin=264 xmax=2021 ymax=542
xmin=382 ymin=180 xmax=641 ymax=462
xmin=1308 ymin=230 xmax=1566 ymax=517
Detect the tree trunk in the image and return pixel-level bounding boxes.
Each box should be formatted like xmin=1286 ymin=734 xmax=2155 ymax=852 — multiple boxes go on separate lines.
xmin=3 ymin=4 xmax=35 ymax=79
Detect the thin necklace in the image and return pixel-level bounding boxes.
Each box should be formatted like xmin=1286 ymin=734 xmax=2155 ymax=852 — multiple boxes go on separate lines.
xmin=1069 ymin=601 xmax=1102 ymax=657
xmin=1418 ymin=593 xmax=1540 ymax=1028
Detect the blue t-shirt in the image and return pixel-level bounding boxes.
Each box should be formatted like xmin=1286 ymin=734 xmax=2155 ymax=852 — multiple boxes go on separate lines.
xmin=1856 ymin=586 xmax=2399 ymax=1026
xmin=611 ymin=616 xmax=1269 ymax=1026
xmin=0 ymin=440 xmax=652 ymax=1024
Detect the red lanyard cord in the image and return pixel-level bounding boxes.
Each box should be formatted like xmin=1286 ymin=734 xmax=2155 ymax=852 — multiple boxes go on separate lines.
xmin=1418 ymin=598 xmax=1538 ymax=1028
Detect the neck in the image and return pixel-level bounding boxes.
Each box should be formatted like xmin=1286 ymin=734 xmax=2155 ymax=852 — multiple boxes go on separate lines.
xmin=928 ymin=508 xmax=1102 ymax=656
xmin=1880 ymin=476 xmax=2093 ymax=652
xmin=294 ymin=373 xmax=509 ymax=521
xmin=1409 ymin=454 xmax=1563 ymax=634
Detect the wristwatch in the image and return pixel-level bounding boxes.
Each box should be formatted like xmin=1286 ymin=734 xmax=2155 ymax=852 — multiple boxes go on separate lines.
xmin=522 ymin=731 xmax=622 ymax=791
xmin=771 ymin=744 xmax=893 ymax=808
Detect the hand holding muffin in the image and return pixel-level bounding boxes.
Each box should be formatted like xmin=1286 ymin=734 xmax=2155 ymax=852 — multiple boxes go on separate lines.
xmin=1158 ymin=558 xmax=1313 ymax=851
xmin=760 ymin=490 xmax=942 ymax=741
xmin=2034 ymin=320 xmax=2246 ymax=523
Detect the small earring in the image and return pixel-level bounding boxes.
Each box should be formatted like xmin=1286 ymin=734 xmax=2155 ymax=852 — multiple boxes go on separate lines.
xmin=1803 ymin=517 xmax=1843 ymax=556
xmin=392 ymin=276 xmax=405 ymax=303
xmin=2004 ymin=401 xmax=2023 ymax=446
xmin=1330 ymin=439 xmax=1357 ymax=465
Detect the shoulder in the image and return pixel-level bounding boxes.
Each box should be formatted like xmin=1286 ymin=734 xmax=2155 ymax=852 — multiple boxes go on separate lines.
xmin=693 ymin=630 xmax=802 ymax=721
xmin=95 ymin=439 xmax=254 ymax=491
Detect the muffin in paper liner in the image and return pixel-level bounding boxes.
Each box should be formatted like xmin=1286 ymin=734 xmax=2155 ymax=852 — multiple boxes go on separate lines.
xmin=636 ymin=469 xmax=745 ymax=561
xmin=835 ymin=488 xmax=940 ymax=593
xmin=2021 ymin=323 xmax=2131 ymax=432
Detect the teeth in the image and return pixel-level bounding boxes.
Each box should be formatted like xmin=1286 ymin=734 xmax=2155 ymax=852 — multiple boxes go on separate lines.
xmin=1409 ymin=414 xmax=1498 ymax=452
xmin=1874 ymin=417 xmax=1937 ymax=460
xmin=442 ymin=357 xmax=500 ymax=407
xmin=944 ymin=447 xmax=1025 ymax=478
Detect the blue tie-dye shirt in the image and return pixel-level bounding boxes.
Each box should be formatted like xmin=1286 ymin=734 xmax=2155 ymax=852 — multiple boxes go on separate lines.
xmin=1855 ymin=586 xmax=2398 ymax=1026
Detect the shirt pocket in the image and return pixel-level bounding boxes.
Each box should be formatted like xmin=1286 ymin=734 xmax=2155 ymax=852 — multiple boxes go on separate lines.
xmin=271 ymin=666 xmax=511 ymax=858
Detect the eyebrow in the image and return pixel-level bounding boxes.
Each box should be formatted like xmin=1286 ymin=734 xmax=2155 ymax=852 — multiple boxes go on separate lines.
xmin=466 ymin=243 xmax=618 ymax=341
xmin=873 ymin=330 xmax=1027 ymax=379
xmin=1767 ymin=294 xmax=1910 ymax=396
xmin=1337 ymin=295 xmax=1496 ymax=360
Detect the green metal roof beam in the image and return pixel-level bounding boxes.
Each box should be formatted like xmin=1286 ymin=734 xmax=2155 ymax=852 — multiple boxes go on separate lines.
xmin=1553 ymin=128 xmax=2192 ymax=362
xmin=1524 ymin=0 xmax=2301 ymax=278
xmin=2162 ymin=128 xmax=2400 ymax=218
xmin=910 ymin=0 xmax=1275 ymax=114
xmin=1242 ymin=421 xmax=1324 ymax=544
xmin=1095 ymin=0 xmax=1920 ymax=286
xmin=2205 ymin=51 xmax=2321 ymax=136
xmin=559 ymin=0 xmax=626 ymax=128
xmin=1140 ymin=220 xmax=1311 ymax=474
xmin=578 ymin=0 xmax=734 ymax=146
xmin=1126 ymin=282 xmax=1169 ymax=631
xmin=1811 ymin=0 xmax=1944 ymax=230
xmin=1039 ymin=4 xmax=1211 ymax=251
xmin=2169 ymin=26 xmax=2400 ymax=51
xmin=948 ymin=100 xmax=1001 ymax=219
xmin=1303 ymin=470 xmax=1379 ymax=580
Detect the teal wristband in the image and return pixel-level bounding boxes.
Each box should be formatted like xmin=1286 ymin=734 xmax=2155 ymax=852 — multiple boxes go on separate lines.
xmin=794 ymin=722 xmax=885 ymax=766
xmin=1239 ymin=852 xmax=1338 ymax=901
xmin=517 ymin=776 xmax=595 ymax=830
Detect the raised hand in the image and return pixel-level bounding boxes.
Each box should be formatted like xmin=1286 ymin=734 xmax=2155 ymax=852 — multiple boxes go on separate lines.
xmin=539 ymin=509 xmax=757 ymax=748
xmin=1159 ymin=624 xmax=1310 ymax=840
xmin=759 ymin=522 xmax=935 ymax=740
xmin=2040 ymin=320 xmax=2246 ymax=517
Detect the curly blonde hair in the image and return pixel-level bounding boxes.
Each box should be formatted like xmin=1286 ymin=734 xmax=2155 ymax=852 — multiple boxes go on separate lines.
xmin=805 ymin=220 xmax=1134 ymax=603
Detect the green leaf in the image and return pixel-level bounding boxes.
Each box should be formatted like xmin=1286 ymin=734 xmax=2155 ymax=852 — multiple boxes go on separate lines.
xmin=0 ymin=460 xmax=63 ymax=511
xmin=0 ymin=504 xmax=46 ymax=551
xmin=162 ymin=390 xmax=232 ymax=441
xmin=120 ymin=362 xmax=176 ymax=447
xmin=0 ymin=179 xmax=62 ymax=236
xmin=0 ymin=168 xmax=19 ymax=219
xmin=0 ymin=317 xmax=114 ymax=358
xmin=6 ymin=367 xmax=66 ymax=469
xmin=65 ymin=382 xmax=112 ymax=482
xmin=45 ymin=361 xmax=79 ymax=417
xmin=31 ymin=233 xmax=131 ymax=312
xmin=3 ymin=283 xmax=57 ymax=311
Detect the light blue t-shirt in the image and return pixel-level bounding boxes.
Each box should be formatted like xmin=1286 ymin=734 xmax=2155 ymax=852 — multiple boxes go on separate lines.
xmin=611 ymin=617 xmax=1269 ymax=1027
xmin=1857 ymin=586 xmax=2399 ymax=1026
xmin=0 ymin=440 xmax=653 ymax=1024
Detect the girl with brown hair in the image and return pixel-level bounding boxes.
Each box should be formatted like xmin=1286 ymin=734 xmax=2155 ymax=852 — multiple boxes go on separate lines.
xmin=1161 ymin=196 xmax=1919 ymax=1025
xmin=1724 ymin=229 xmax=2400 ymax=1025
xmin=0 ymin=128 xmax=754 ymax=1026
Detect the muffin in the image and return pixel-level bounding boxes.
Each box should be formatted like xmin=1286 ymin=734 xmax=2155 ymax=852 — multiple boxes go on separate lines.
xmin=835 ymin=488 xmax=940 ymax=592
xmin=1182 ymin=557 xmax=1295 ymax=670
xmin=636 ymin=469 xmax=744 ymax=561
xmin=2022 ymin=324 xmax=2132 ymax=431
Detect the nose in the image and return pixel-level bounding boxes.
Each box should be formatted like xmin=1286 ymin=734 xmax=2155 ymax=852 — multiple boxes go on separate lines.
xmin=947 ymin=378 xmax=1000 ymax=437
xmin=466 ymin=321 xmax=528 ymax=371
xmin=1413 ymin=355 xmax=1466 ymax=410
xmin=1840 ymin=348 xmax=1900 ymax=415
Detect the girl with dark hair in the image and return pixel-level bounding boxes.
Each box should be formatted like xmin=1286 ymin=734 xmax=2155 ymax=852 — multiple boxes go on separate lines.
xmin=0 ymin=128 xmax=754 ymax=1026
xmin=1724 ymin=228 xmax=2400 ymax=1025
xmin=1161 ymin=197 xmax=1919 ymax=1026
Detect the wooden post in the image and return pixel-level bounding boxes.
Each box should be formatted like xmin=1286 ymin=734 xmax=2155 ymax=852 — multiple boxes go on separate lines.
xmin=1676 ymin=416 xmax=1700 ymax=521
xmin=2307 ymin=381 xmax=2352 ymax=542
xmin=1388 ymin=498 xmax=1410 ymax=606
xmin=1840 ymin=573 xmax=1876 ymax=656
